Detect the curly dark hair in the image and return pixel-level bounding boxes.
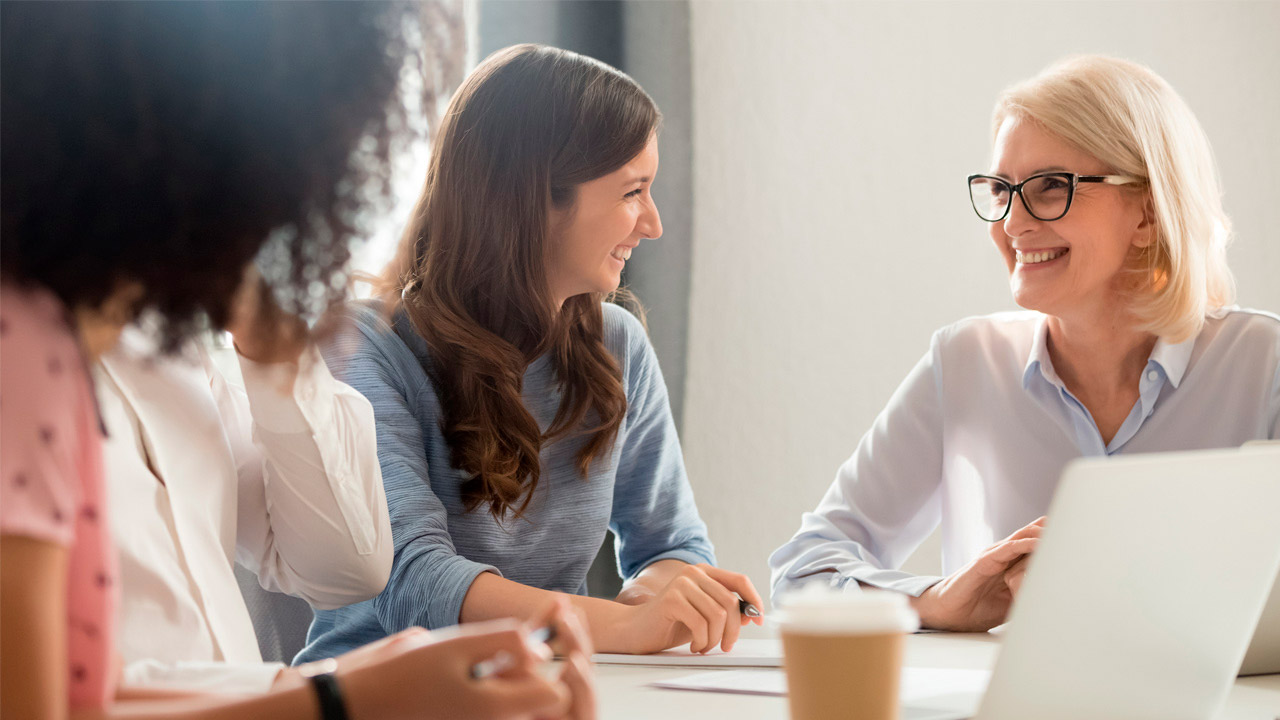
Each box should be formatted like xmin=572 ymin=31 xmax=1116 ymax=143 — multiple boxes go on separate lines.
xmin=1 ymin=0 xmax=461 ymax=347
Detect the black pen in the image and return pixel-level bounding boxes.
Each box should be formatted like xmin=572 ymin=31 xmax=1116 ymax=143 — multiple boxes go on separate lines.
xmin=738 ymin=598 xmax=762 ymax=618
xmin=468 ymin=625 xmax=557 ymax=680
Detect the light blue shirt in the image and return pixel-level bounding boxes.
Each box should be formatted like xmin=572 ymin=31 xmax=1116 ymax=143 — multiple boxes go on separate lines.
xmin=296 ymin=301 xmax=716 ymax=663
xmin=770 ymin=309 xmax=1280 ymax=602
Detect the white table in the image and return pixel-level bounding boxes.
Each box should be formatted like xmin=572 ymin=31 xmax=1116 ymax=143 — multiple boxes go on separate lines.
xmin=595 ymin=633 xmax=1280 ymax=719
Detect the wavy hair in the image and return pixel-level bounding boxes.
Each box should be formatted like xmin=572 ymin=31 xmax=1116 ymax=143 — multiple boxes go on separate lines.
xmin=382 ymin=45 xmax=660 ymax=519
xmin=993 ymin=55 xmax=1236 ymax=342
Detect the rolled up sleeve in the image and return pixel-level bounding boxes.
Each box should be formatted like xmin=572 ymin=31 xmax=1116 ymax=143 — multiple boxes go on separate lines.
xmin=769 ymin=332 xmax=947 ymax=604
xmin=226 ymin=343 xmax=391 ymax=609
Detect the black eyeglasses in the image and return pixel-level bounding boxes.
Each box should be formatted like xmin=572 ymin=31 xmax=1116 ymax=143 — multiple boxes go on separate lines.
xmin=967 ymin=172 xmax=1140 ymax=222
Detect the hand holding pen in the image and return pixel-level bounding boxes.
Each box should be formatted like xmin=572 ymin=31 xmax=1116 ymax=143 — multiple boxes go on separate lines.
xmin=467 ymin=598 xmax=597 ymax=720
xmin=615 ymin=562 xmax=766 ymax=656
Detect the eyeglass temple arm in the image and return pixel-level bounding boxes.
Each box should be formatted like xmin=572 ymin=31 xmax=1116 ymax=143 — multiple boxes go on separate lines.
xmin=1077 ymin=174 xmax=1141 ymax=185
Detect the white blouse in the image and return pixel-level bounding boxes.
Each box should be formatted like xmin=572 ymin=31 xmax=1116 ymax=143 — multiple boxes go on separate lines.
xmin=770 ymin=308 xmax=1280 ymax=603
xmin=98 ymin=330 xmax=390 ymax=693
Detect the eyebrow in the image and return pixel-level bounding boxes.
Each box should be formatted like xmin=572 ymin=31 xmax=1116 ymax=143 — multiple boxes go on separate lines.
xmin=989 ymin=166 xmax=1069 ymax=180
xmin=622 ymin=175 xmax=651 ymax=186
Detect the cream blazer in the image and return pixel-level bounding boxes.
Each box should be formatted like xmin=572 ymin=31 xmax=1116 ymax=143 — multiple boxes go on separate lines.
xmin=98 ymin=330 xmax=391 ymax=693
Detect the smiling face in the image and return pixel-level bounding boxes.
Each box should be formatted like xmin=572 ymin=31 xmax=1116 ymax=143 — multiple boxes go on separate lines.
xmin=547 ymin=135 xmax=662 ymax=307
xmin=988 ymin=116 xmax=1151 ymax=323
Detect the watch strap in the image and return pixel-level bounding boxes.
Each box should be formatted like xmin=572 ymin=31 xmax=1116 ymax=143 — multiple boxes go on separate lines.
xmin=307 ymin=672 xmax=349 ymax=720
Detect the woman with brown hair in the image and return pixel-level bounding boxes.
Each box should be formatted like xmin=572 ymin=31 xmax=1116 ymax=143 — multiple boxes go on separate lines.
xmin=297 ymin=44 xmax=764 ymax=662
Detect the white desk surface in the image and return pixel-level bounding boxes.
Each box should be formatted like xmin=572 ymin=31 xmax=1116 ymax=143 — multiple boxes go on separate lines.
xmin=595 ymin=633 xmax=1280 ymax=719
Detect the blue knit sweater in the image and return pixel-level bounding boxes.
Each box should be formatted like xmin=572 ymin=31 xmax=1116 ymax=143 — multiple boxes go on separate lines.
xmin=295 ymin=301 xmax=716 ymax=662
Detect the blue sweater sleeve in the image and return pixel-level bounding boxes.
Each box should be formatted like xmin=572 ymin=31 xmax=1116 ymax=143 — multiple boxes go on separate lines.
xmin=604 ymin=305 xmax=717 ymax=578
xmin=320 ymin=307 xmax=499 ymax=631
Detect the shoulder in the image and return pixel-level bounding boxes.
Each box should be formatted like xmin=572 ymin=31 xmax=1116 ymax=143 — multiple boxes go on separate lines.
xmin=1203 ymin=307 xmax=1280 ymax=344
xmin=0 ymin=284 xmax=92 ymax=546
xmin=317 ymin=299 xmax=432 ymax=400
xmin=333 ymin=299 xmax=397 ymax=344
xmin=601 ymin=300 xmax=650 ymax=363
xmin=1 ymin=283 xmax=80 ymax=364
xmin=931 ymin=310 xmax=1042 ymax=354
xmin=1198 ymin=308 xmax=1280 ymax=365
xmin=601 ymin=300 xmax=646 ymax=339
xmin=322 ymin=300 xmax=412 ymax=366
xmin=0 ymin=284 xmax=84 ymax=412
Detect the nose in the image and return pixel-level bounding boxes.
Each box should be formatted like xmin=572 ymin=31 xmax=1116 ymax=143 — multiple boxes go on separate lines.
xmin=638 ymin=194 xmax=663 ymax=241
xmin=1001 ymin=191 xmax=1042 ymax=239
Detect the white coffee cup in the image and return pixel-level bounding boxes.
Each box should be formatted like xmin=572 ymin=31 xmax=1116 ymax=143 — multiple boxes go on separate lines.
xmin=773 ymin=584 xmax=919 ymax=720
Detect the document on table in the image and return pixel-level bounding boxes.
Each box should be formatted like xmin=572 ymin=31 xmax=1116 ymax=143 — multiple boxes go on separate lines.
xmin=591 ymin=638 xmax=783 ymax=667
xmin=650 ymin=667 xmax=991 ymax=704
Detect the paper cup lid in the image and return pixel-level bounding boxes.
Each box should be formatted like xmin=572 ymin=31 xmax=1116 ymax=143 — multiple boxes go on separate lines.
xmin=770 ymin=583 xmax=919 ymax=635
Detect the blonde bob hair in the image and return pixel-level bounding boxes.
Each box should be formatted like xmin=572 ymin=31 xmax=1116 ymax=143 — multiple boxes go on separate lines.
xmin=993 ymin=55 xmax=1235 ymax=342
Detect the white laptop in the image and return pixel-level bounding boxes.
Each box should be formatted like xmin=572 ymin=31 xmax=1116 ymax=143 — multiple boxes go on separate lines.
xmin=1239 ymin=439 xmax=1280 ymax=677
xmin=650 ymin=447 xmax=1278 ymax=718
xmin=1240 ymin=572 xmax=1280 ymax=676
xmin=974 ymin=445 xmax=1280 ymax=720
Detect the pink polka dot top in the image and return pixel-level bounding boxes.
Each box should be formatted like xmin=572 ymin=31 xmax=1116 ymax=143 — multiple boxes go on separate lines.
xmin=1 ymin=283 xmax=117 ymax=709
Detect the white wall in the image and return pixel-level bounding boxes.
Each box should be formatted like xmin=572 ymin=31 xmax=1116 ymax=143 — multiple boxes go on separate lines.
xmin=683 ymin=1 xmax=1280 ymax=607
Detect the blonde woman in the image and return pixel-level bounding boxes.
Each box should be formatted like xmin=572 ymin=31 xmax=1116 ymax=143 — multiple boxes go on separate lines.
xmin=770 ymin=55 xmax=1279 ymax=632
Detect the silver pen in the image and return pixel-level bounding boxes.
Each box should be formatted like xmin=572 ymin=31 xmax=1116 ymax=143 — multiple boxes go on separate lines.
xmin=469 ymin=625 xmax=557 ymax=680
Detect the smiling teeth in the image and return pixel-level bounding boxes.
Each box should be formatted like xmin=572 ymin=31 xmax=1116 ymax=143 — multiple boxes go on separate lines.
xmin=611 ymin=247 xmax=632 ymax=261
xmin=1016 ymin=248 xmax=1068 ymax=264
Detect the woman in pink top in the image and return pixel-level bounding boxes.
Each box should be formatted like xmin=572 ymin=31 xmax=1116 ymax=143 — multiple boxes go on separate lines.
xmin=0 ymin=284 xmax=117 ymax=709
xmin=0 ymin=3 xmax=593 ymax=720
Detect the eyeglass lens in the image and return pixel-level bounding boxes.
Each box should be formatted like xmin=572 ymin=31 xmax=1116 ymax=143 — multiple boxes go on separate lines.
xmin=969 ymin=175 xmax=1072 ymax=222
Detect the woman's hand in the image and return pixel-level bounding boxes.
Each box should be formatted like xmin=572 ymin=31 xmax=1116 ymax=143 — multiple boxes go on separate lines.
xmin=616 ymin=563 xmax=765 ymax=655
xmin=336 ymin=615 xmax=577 ymax=720
xmin=911 ymin=517 xmax=1044 ymax=632
xmin=225 ymin=265 xmax=309 ymax=365
xmin=1003 ymin=554 xmax=1031 ymax=596
xmin=535 ymin=599 xmax=596 ymax=720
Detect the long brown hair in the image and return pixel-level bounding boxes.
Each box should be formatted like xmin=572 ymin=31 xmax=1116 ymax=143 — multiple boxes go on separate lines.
xmin=382 ymin=44 xmax=661 ymax=519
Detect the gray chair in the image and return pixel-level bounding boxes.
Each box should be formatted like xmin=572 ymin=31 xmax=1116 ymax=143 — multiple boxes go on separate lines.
xmin=233 ymin=563 xmax=315 ymax=664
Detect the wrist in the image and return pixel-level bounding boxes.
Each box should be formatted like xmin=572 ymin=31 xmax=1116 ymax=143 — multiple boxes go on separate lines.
xmin=909 ymin=586 xmax=941 ymax=630
xmin=272 ymin=666 xmax=308 ymax=693
xmin=614 ymin=584 xmax=657 ymax=607
xmin=297 ymin=658 xmax=348 ymax=720
xmin=592 ymin=600 xmax=644 ymax=653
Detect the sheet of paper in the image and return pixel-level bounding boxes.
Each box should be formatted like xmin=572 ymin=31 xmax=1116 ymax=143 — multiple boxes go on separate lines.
xmin=651 ymin=669 xmax=785 ymax=695
xmin=592 ymin=638 xmax=783 ymax=667
xmin=650 ymin=667 xmax=991 ymax=705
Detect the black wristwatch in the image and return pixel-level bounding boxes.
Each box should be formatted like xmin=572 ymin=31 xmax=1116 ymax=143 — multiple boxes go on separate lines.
xmin=297 ymin=658 xmax=349 ymax=720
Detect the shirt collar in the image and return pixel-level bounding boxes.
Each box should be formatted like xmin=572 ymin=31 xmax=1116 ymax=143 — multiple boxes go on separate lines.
xmin=1147 ymin=332 xmax=1196 ymax=389
xmin=1022 ymin=314 xmax=1057 ymax=390
xmin=1023 ymin=313 xmax=1198 ymax=391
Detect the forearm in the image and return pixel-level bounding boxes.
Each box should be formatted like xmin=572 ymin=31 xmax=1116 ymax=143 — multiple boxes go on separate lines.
xmin=459 ymin=572 xmax=635 ymax=652
xmin=67 ymin=684 xmax=318 ymax=720
xmin=121 ymin=659 xmax=285 ymax=696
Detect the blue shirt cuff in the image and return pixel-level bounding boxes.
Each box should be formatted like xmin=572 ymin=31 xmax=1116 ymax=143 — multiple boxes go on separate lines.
xmin=624 ymin=548 xmax=717 ymax=581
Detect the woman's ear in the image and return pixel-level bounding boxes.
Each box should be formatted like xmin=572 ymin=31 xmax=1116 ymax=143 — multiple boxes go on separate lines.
xmin=1132 ymin=193 xmax=1157 ymax=249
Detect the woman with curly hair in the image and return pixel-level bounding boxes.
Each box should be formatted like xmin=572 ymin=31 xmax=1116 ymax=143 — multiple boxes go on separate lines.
xmin=296 ymin=44 xmax=764 ymax=665
xmin=0 ymin=4 xmax=591 ymax=719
